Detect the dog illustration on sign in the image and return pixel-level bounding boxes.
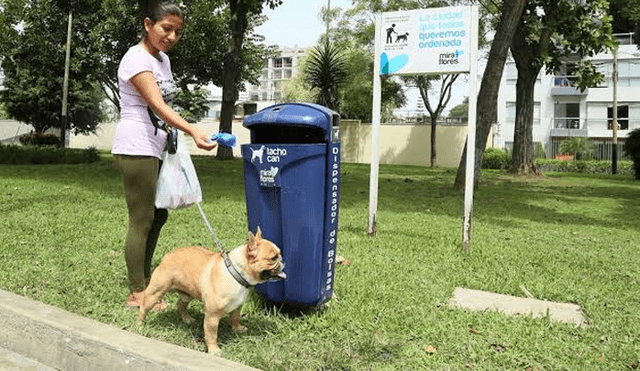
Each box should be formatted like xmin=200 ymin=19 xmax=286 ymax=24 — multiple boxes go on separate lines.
xmin=251 ymin=145 xmax=265 ymax=164
xmin=396 ymin=32 xmax=409 ymax=43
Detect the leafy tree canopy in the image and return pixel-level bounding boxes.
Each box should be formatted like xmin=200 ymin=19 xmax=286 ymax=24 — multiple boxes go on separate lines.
xmin=0 ymin=0 xmax=274 ymax=133
xmin=448 ymin=96 xmax=468 ymax=118
xmin=0 ymin=0 xmax=106 ymax=134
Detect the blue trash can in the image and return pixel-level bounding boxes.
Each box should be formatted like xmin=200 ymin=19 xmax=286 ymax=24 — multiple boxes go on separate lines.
xmin=241 ymin=103 xmax=340 ymax=307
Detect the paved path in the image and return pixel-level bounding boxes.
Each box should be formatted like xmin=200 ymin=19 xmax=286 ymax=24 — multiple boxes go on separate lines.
xmin=450 ymin=287 xmax=587 ymax=327
xmin=0 ymin=289 xmax=259 ymax=371
xmin=0 ymin=346 xmax=58 ymax=371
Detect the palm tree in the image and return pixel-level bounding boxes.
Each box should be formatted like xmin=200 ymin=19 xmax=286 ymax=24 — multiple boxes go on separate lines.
xmin=559 ymin=137 xmax=595 ymax=161
xmin=304 ymin=41 xmax=347 ymax=111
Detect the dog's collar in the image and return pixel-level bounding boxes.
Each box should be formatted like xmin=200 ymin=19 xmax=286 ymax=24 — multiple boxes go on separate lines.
xmin=222 ymin=251 xmax=254 ymax=288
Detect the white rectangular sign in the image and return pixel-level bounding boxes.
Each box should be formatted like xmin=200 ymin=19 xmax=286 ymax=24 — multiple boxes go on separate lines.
xmin=369 ymin=5 xmax=479 ymax=246
xmin=377 ymin=6 xmax=473 ymax=76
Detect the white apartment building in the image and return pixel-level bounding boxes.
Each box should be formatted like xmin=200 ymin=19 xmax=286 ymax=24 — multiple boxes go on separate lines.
xmin=495 ymin=33 xmax=640 ymax=160
xmin=202 ymin=46 xmax=307 ymax=121
xmin=245 ymin=46 xmax=308 ymax=111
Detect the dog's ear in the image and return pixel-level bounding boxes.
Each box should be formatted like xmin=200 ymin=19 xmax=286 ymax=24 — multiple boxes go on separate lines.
xmin=246 ymin=231 xmax=258 ymax=262
xmin=247 ymin=226 xmax=262 ymax=243
xmin=255 ymin=226 xmax=262 ymax=239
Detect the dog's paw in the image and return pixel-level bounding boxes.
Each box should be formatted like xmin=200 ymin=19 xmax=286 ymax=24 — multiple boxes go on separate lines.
xmin=232 ymin=324 xmax=248 ymax=334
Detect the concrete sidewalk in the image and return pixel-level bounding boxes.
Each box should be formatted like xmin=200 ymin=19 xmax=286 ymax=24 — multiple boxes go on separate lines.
xmin=0 ymin=346 xmax=58 ymax=370
xmin=450 ymin=287 xmax=587 ymax=327
xmin=0 ymin=289 xmax=259 ymax=371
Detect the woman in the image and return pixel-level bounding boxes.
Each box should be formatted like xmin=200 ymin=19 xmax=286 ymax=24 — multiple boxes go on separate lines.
xmin=112 ymin=2 xmax=216 ymax=308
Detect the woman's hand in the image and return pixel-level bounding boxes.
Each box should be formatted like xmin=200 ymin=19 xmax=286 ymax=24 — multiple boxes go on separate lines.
xmin=189 ymin=126 xmax=217 ymax=151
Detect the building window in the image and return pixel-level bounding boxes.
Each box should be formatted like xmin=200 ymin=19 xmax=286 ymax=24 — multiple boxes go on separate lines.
xmin=506 ymin=102 xmax=541 ymax=125
xmin=273 ymin=70 xmax=282 ymax=80
xmin=618 ymin=61 xmax=640 ymax=87
xmin=283 ymin=57 xmax=292 ymax=67
xmin=608 ymin=105 xmax=629 ymax=130
xmin=283 ymin=69 xmax=292 ymax=79
xmin=554 ymin=102 xmax=580 ymax=128
xmin=273 ymin=58 xmax=283 ymax=68
xmin=554 ymin=63 xmax=579 ymax=88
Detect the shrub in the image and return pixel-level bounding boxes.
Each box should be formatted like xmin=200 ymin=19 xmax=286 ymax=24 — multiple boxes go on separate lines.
xmin=623 ymin=128 xmax=640 ymax=179
xmin=18 ymin=132 xmax=61 ymax=146
xmin=482 ymin=147 xmax=510 ymax=169
xmin=0 ymin=145 xmax=100 ymax=165
xmin=536 ymin=158 xmax=633 ymax=175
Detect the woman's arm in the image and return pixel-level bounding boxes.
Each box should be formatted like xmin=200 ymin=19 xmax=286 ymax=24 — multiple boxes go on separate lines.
xmin=130 ymin=71 xmax=216 ymax=151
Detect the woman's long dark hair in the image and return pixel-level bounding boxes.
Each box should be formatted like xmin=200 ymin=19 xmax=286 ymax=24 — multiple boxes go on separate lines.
xmin=138 ymin=1 xmax=184 ymax=36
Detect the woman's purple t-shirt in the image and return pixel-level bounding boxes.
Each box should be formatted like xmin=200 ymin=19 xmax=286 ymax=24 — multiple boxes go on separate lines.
xmin=112 ymin=44 xmax=177 ymax=159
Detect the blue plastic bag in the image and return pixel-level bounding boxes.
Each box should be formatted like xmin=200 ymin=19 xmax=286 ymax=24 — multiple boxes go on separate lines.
xmin=211 ymin=132 xmax=237 ymax=148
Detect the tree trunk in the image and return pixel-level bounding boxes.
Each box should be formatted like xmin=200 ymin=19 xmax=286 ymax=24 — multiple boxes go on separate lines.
xmin=416 ymin=74 xmax=458 ymax=170
xmin=218 ymin=64 xmax=237 ymax=160
xmin=430 ymin=115 xmax=438 ymax=168
xmin=453 ymin=0 xmax=527 ymax=191
xmin=509 ymin=58 xmax=540 ymax=175
xmin=217 ymin=0 xmax=247 ymax=160
xmin=507 ymin=5 xmax=554 ymax=176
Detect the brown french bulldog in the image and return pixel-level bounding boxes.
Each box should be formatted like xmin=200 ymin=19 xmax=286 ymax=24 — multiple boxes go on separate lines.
xmin=138 ymin=227 xmax=286 ymax=353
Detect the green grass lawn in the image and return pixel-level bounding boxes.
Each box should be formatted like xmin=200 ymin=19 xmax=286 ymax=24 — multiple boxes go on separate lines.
xmin=1 ymin=157 xmax=639 ymax=370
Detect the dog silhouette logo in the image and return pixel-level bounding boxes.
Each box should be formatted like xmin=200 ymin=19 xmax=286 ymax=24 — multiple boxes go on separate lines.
xmin=395 ymin=32 xmax=409 ymax=43
xmin=251 ymin=145 xmax=265 ymax=164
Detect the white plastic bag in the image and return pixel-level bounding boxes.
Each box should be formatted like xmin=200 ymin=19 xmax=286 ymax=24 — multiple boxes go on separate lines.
xmin=155 ymin=132 xmax=202 ymax=209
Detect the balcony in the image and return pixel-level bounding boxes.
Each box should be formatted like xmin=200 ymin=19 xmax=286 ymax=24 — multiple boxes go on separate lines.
xmin=551 ymin=76 xmax=588 ymax=96
xmin=550 ymin=117 xmax=587 ymax=137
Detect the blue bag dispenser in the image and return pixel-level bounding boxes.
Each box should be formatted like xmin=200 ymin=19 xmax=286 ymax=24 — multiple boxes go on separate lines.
xmin=241 ymin=103 xmax=340 ymax=306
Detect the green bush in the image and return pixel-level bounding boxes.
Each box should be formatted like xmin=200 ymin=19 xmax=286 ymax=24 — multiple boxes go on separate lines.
xmin=18 ymin=132 xmax=61 ymax=146
xmin=0 ymin=144 xmax=100 ymax=165
xmin=482 ymin=147 xmax=510 ymax=169
xmin=536 ymin=158 xmax=633 ymax=175
xmin=623 ymin=128 xmax=640 ymax=179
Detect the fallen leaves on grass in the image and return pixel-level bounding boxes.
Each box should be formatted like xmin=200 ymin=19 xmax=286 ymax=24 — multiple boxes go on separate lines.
xmin=426 ymin=345 xmax=437 ymax=354
xmin=336 ymin=255 xmax=351 ymax=266
xmin=470 ymin=325 xmax=482 ymax=334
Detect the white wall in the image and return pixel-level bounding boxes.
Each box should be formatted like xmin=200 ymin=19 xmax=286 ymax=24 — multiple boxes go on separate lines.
xmin=67 ymin=119 xmax=474 ymax=168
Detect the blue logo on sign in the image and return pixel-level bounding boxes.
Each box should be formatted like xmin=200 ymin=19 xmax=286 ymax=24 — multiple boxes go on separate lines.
xmin=380 ymin=52 xmax=409 ymax=75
